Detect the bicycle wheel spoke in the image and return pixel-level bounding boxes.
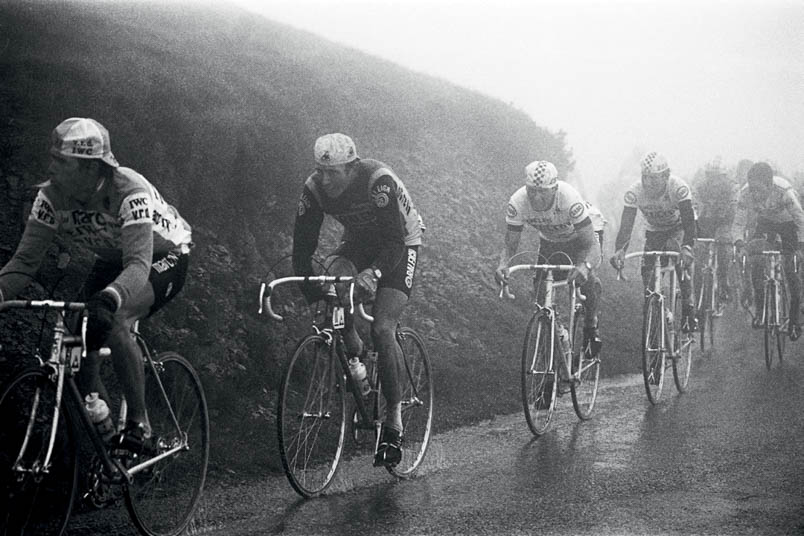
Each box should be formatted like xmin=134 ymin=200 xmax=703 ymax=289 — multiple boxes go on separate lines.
xmin=570 ymin=305 xmax=599 ymax=421
xmin=673 ymin=292 xmax=693 ymax=393
xmin=389 ymin=328 xmax=433 ymax=478
xmin=642 ymin=296 xmax=665 ymax=404
xmin=522 ymin=312 xmax=556 ymax=435
xmin=0 ymin=370 xmax=77 ymax=536
xmin=125 ymin=353 xmax=209 ymax=536
xmin=278 ymin=335 xmax=345 ymax=498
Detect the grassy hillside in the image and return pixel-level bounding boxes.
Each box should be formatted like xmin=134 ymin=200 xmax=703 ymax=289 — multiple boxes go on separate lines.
xmin=0 ymin=1 xmax=644 ymax=480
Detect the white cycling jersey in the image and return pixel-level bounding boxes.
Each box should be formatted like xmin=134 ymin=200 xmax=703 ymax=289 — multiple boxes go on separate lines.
xmin=585 ymin=202 xmax=606 ymax=233
xmin=506 ymin=181 xmax=589 ymax=243
xmin=732 ymin=175 xmax=804 ymax=240
xmin=623 ymin=174 xmax=693 ymax=232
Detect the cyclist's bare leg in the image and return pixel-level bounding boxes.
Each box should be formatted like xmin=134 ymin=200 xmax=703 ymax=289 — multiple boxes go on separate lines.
xmin=580 ymin=273 xmax=601 ymax=329
xmin=372 ymin=287 xmax=407 ymax=433
xmin=323 ymin=255 xmax=363 ymax=355
xmin=104 ymin=282 xmax=156 ymax=426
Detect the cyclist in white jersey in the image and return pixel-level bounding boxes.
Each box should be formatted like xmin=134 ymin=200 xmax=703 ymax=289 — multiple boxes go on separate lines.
xmin=0 ymin=118 xmax=192 ymax=451
xmin=732 ymin=162 xmax=804 ymax=339
xmin=495 ymin=160 xmax=603 ymax=355
xmin=610 ymin=151 xmax=698 ymax=331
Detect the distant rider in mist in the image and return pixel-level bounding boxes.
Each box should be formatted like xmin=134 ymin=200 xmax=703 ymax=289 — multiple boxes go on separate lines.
xmin=495 ymin=160 xmax=603 ymax=356
xmin=0 ymin=117 xmax=193 ymax=451
xmin=292 ymin=133 xmax=424 ymax=467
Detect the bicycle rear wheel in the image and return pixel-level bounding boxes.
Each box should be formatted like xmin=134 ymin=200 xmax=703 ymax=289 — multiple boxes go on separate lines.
xmin=521 ymin=311 xmax=557 ymax=436
xmin=776 ymin=277 xmax=788 ymax=364
xmin=125 ymin=352 xmax=209 ymax=536
xmin=569 ymin=304 xmax=599 ymax=420
xmin=673 ymin=291 xmax=693 ymax=393
xmin=278 ymin=334 xmax=345 ymax=498
xmin=0 ymin=369 xmax=78 ymax=536
xmin=697 ymin=275 xmax=709 ymax=353
xmin=642 ymin=295 xmax=665 ymax=404
xmin=764 ymin=281 xmax=775 ymax=370
xmin=388 ymin=327 xmax=433 ymax=478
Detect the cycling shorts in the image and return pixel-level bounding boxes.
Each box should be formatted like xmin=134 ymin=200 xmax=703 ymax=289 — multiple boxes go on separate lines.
xmin=331 ymin=242 xmax=419 ymax=298
xmin=82 ymin=251 xmax=190 ymax=316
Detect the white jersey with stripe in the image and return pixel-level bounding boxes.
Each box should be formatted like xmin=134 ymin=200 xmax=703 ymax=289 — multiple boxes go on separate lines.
xmin=585 ymin=202 xmax=606 ymax=233
xmin=505 ymin=181 xmax=589 ymax=243
xmin=623 ymin=174 xmax=693 ymax=232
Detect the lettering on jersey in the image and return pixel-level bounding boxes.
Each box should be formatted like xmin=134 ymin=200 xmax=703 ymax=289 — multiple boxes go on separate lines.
xmin=675 ymin=185 xmax=690 ymax=200
xmin=397 ymin=189 xmax=411 ymax=216
xmin=373 ymin=192 xmax=389 ymax=208
xmin=404 ymin=248 xmax=417 ymax=289
xmin=121 ymin=193 xmax=153 ymax=225
xmin=507 ymin=203 xmax=517 ymax=219
xmin=71 ymin=210 xmax=106 ymax=227
xmin=32 ymin=195 xmax=56 ymax=227
xmin=152 ymin=253 xmax=178 ymax=274
xmin=569 ymin=202 xmax=584 ymax=219
xmin=298 ymin=193 xmax=311 ymax=217
xmin=624 ymin=191 xmax=637 ymax=205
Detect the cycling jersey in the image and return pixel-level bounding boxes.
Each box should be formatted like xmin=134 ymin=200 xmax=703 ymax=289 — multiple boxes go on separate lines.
xmin=505 ymin=181 xmax=591 ymax=242
xmin=732 ymin=176 xmax=804 ymax=242
xmin=0 ymin=167 xmax=191 ymax=307
xmin=623 ymin=175 xmax=693 ymax=232
xmin=585 ymin=202 xmax=606 ymax=233
xmin=293 ymin=158 xmax=423 ymax=278
xmin=694 ymin=174 xmax=736 ymax=222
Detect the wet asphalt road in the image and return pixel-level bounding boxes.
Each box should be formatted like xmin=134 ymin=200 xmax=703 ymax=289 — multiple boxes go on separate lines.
xmin=72 ymin=307 xmax=804 ymax=535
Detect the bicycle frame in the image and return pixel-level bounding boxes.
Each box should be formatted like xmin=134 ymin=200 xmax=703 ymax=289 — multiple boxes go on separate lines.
xmin=696 ymin=238 xmax=719 ymax=313
xmin=760 ymin=250 xmax=786 ymax=330
xmin=1 ymin=300 xmax=188 ymax=486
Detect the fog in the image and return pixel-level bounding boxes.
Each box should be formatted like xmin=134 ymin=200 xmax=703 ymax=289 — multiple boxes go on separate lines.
xmin=233 ymin=0 xmax=804 ymax=202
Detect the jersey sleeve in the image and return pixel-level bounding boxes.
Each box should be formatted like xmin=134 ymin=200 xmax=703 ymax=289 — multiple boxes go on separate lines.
xmin=782 ymin=187 xmax=804 ymax=240
xmin=292 ymin=182 xmax=325 ymax=277
xmin=623 ymin=187 xmax=638 ymax=208
xmin=671 ymin=179 xmax=693 ymax=205
xmin=29 ymin=190 xmax=59 ymax=230
xmin=505 ymin=195 xmax=525 ymax=229
xmin=369 ymin=174 xmax=407 ymax=274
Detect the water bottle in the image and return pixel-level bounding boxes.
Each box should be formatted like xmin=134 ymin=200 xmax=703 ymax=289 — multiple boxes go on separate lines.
xmin=348 ymin=356 xmax=371 ymax=397
xmin=557 ymin=325 xmax=572 ymax=379
xmin=85 ymin=392 xmax=115 ymax=443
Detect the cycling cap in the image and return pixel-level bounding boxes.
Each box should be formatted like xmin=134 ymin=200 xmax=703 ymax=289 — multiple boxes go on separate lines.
xmin=314 ymin=133 xmax=358 ymax=166
xmin=525 ymin=160 xmax=558 ymax=189
xmin=704 ymin=156 xmax=726 ymax=176
xmin=746 ymin=161 xmax=773 ymax=186
xmin=50 ymin=118 xmax=119 ymax=168
xmin=640 ymin=151 xmax=669 ymax=175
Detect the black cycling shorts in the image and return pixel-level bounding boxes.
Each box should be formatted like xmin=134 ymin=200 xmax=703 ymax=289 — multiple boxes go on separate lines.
xmin=82 ymin=251 xmax=189 ymax=316
xmin=331 ymin=242 xmax=419 ymax=298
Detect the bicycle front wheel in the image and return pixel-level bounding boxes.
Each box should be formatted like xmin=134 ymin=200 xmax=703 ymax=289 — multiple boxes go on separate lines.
xmin=764 ymin=281 xmax=775 ymax=370
xmin=125 ymin=352 xmax=209 ymax=536
xmin=673 ymin=291 xmax=693 ymax=393
xmin=642 ymin=295 xmax=665 ymax=404
xmin=388 ymin=327 xmax=433 ymax=478
xmin=569 ymin=304 xmax=599 ymax=420
xmin=521 ymin=311 xmax=557 ymax=436
xmin=278 ymin=334 xmax=345 ymax=498
xmin=776 ymin=277 xmax=788 ymax=364
xmin=698 ymin=273 xmax=714 ymax=353
xmin=0 ymin=369 xmax=78 ymax=536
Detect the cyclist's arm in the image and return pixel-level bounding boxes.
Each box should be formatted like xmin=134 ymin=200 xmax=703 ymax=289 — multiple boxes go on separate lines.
xmin=730 ymin=195 xmax=749 ymax=246
xmin=498 ymin=225 xmax=524 ymax=268
xmin=369 ymin=175 xmax=407 ymax=275
xmin=614 ymin=206 xmax=637 ymax=252
xmin=292 ymin=185 xmax=325 ymax=277
xmin=782 ymin=187 xmax=804 ymax=243
xmin=573 ymin=217 xmax=598 ymax=267
xmin=0 ymin=219 xmax=56 ymax=300
xmin=679 ymin=199 xmax=696 ymax=248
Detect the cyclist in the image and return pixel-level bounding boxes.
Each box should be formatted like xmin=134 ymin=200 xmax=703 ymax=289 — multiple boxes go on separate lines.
xmin=610 ymin=151 xmax=698 ymax=331
xmin=732 ymin=161 xmax=804 ymax=340
xmin=693 ymin=157 xmax=736 ymax=303
xmin=292 ymin=133 xmax=424 ymax=467
xmin=586 ymin=201 xmax=607 ymax=262
xmin=0 ymin=117 xmax=192 ymax=450
xmin=494 ymin=160 xmax=603 ymax=356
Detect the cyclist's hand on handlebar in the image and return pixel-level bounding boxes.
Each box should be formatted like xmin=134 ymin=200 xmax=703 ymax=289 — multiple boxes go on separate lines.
xmin=494 ymin=265 xmax=509 ymax=285
xmin=86 ymin=291 xmax=117 ymax=351
xmin=355 ymin=268 xmax=378 ymax=301
xmin=680 ymin=244 xmax=695 ymax=268
xmin=609 ymin=250 xmax=625 ymax=271
xmin=568 ymin=263 xmax=589 ymax=285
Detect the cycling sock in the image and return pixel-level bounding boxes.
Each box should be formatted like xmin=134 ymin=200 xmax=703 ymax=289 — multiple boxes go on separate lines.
xmin=385 ymin=403 xmax=403 ymax=434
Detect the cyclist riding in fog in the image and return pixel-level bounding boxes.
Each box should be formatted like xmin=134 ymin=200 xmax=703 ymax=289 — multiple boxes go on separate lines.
xmin=0 ymin=117 xmax=193 ymax=452
xmin=732 ymin=161 xmax=804 ymax=340
xmin=495 ymin=160 xmax=603 ymax=356
xmin=292 ymin=133 xmax=424 ymax=467
xmin=693 ymin=157 xmax=736 ymax=302
xmin=610 ymin=151 xmax=698 ymax=331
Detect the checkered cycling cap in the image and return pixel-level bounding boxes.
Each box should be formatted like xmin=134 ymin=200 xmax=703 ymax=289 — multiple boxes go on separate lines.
xmin=50 ymin=118 xmax=119 ymax=168
xmin=314 ymin=133 xmax=358 ymax=166
xmin=525 ymin=160 xmax=558 ymax=189
xmin=640 ymin=151 xmax=669 ymax=175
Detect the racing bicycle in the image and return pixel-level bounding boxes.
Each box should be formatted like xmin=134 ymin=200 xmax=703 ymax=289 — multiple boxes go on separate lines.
xmin=695 ymin=238 xmax=727 ymax=352
xmin=755 ymin=248 xmax=790 ymax=369
xmin=615 ymin=250 xmax=694 ymax=404
xmin=259 ymin=275 xmax=433 ymax=498
xmin=0 ymin=299 xmax=209 ymax=536
xmin=500 ymin=260 xmax=601 ymax=437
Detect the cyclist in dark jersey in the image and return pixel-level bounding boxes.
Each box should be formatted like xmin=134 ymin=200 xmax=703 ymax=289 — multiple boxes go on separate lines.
xmin=292 ymin=133 xmax=424 ymax=467
xmin=0 ymin=118 xmax=192 ymax=451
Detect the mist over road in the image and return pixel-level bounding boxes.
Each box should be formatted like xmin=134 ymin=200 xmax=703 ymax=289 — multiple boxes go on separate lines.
xmin=71 ymin=307 xmax=804 ymax=536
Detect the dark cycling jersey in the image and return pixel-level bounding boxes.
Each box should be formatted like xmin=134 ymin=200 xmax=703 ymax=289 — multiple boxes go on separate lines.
xmin=293 ymin=158 xmax=423 ymax=278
